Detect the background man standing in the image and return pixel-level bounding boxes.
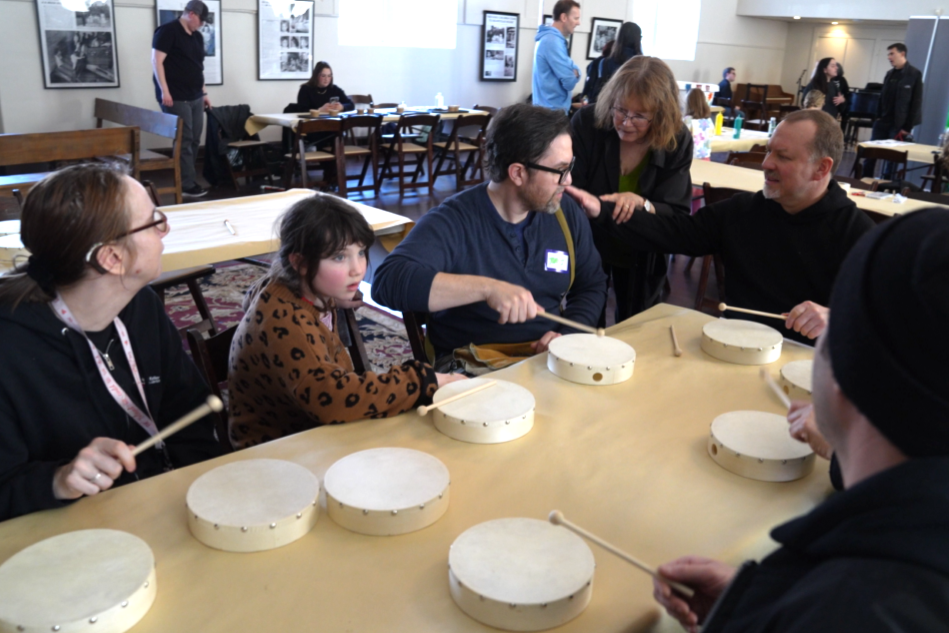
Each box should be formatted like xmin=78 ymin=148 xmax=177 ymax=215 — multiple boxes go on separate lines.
xmin=864 ymin=42 xmax=923 ymax=179
xmin=533 ymin=0 xmax=581 ymax=113
xmin=152 ymin=0 xmax=213 ymax=198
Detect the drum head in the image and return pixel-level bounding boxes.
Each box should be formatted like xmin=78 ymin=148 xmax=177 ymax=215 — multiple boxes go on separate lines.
xmin=324 ymin=447 xmax=450 ymax=535
xmin=701 ymin=319 xmax=783 ymax=365
xmin=450 ymin=518 xmax=594 ymax=605
xmin=709 ymin=411 xmax=815 ymax=482
xmin=0 ymin=529 xmax=156 ymax=633
xmin=547 ymin=334 xmax=636 ymax=386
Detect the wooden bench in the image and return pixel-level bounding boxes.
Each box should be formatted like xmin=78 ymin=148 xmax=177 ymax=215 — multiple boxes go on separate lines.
xmin=95 ymin=98 xmax=183 ymax=204
xmin=0 ymin=127 xmax=140 ymax=199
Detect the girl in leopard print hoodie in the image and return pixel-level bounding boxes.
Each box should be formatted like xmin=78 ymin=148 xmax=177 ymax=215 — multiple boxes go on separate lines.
xmin=227 ymin=194 xmax=464 ymax=448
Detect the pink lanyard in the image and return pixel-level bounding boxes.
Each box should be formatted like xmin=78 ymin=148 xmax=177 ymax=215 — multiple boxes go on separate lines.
xmin=51 ymin=295 xmax=162 ymax=446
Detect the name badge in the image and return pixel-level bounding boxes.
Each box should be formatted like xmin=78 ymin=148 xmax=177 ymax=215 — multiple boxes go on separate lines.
xmin=545 ymin=249 xmax=569 ymax=273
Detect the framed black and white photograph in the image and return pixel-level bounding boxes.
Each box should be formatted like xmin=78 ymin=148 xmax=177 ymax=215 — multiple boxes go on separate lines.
xmin=36 ymin=0 xmax=120 ymax=88
xmin=258 ymin=0 xmax=314 ymax=80
xmin=481 ymin=10 xmax=518 ymax=82
xmin=587 ymin=17 xmax=622 ymax=60
xmin=156 ymin=0 xmax=223 ymax=85
xmin=542 ymin=14 xmax=573 ymax=55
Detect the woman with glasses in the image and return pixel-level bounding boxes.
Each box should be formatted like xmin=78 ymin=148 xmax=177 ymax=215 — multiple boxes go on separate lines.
xmin=0 ymin=164 xmax=221 ymax=522
xmin=568 ymin=55 xmax=693 ymax=323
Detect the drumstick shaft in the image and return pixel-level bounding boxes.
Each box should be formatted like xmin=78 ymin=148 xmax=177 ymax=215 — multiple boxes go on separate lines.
xmin=669 ymin=325 xmax=682 ymax=357
xmin=536 ymin=311 xmax=598 ymax=335
xmin=760 ymin=369 xmax=791 ymax=409
xmin=418 ymin=380 xmax=497 ymax=416
xmin=719 ymin=303 xmax=786 ymax=321
xmin=549 ymin=512 xmax=695 ymax=597
xmin=132 ymin=396 xmax=223 ymax=456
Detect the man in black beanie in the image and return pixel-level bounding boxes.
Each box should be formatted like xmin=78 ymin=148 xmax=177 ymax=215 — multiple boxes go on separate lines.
xmin=651 ymin=208 xmax=949 ymax=633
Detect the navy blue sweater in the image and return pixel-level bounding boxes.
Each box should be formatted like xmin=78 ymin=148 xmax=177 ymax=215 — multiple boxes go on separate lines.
xmin=372 ymin=183 xmax=607 ymax=356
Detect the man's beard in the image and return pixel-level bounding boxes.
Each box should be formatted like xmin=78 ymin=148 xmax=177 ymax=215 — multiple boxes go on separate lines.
xmin=522 ymin=187 xmax=562 ymax=215
xmin=762 ymin=172 xmax=780 ymax=200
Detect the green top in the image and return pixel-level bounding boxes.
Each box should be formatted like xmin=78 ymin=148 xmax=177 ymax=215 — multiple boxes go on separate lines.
xmin=618 ymin=151 xmax=652 ymax=194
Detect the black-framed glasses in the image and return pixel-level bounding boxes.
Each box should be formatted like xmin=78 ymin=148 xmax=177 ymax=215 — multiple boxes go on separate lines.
xmin=85 ymin=209 xmax=169 ymax=267
xmin=523 ymin=156 xmax=575 ymax=185
xmin=611 ymin=107 xmax=652 ymax=126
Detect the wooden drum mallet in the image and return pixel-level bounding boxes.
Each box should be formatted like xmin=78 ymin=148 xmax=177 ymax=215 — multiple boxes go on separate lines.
xmin=132 ymin=395 xmax=223 ymax=456
xmin=418 ymin=380 xmax=496 ymax=416
xmin=718 ymin=302 xmax=786 ymax=322
xmin=548 ymin=511 xmax=694 ymax=597
xmin=536 ymin=311 xmax=606 ymax=337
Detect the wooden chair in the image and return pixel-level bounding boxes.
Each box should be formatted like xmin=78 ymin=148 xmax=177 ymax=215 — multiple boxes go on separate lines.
xmin=433 ymin=113 xmax=490 ymax=191
xmin=372 ymin=103 xmax=398 ymax=109
xmin=338 ymin=114 xmax=382 ymax=197
xmin=852 ymin=146 xmax=907 ymax=181
xmin=693 ymin=183 xmax=741 ymax=313
xmin=725 ymin=151 xmax=766 ymax=170
xmin=94 ymin=98 xmax=184 ymax=203
xmin=379 ymin=113 xmax=440 ymax=196
xmin=0 ymin=127 xmax=140 ymax=200
xmin=835 ymin=176 xmax=879 ymax=191
xmin=921 ymin=152 xmax=948 ymax=193
xmin=350 ymin=94 xmax=373 ymax=106
xmin=900 ymin=187 xmax=949 ymax=204
xmin=472 ymin=104 xmax=499 ymax=116
xmin=402 ymin=311 xmax=430 ymax=364
xmin=139 ymin=180 xmax=218 ymax=337
xmin=740 ymin=84 xmax=771 ymax=131
xmin=186 ymin=326 xmax=238 ymax=454
xmin=283 ymin=118 xmax=341 ymax=190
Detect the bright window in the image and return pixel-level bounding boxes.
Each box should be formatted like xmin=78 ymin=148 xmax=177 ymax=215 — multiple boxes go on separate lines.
xmin=632 ymin=0 xmax=701 ymax=62
xmin=338 ymin=0 xmax=458 ymax=49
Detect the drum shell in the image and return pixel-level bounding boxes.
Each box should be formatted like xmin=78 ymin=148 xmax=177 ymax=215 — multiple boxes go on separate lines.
xmin=707 ymin=411 xmax=816 ymax=482
xmin=187 ymin=501 xmax=319 ymax=553
xmin=779 ymin=360 xmax=813 ymax=401
xmin=431 ymin=378 xmax=536 ymax=444
xmin=434 ymin=410 xmax=534 ymax=444
xmin=449 ymin=567 xmax=592 ymax=632
xmin=325 ymin=486 xmax=449 ymax=536
xmin=546 ymin=334 xmax=636 ymax=386
xmin=700 ymin=321 xmax=782 ymax=365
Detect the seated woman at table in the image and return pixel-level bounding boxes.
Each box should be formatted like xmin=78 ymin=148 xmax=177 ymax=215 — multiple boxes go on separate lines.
xmin=0 ymin=164 xmax=221 ymax=523
xmin=227 ymin=195 xmax=464 ymax=450
xmin=570 ymin=55 xmax=693 ymax=323
xmin=297 ymin=61 xmax=355 ymax=116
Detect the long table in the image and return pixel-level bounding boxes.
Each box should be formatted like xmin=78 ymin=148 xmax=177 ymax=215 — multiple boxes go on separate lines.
xmin=0 ymin=304 xmax=828 ymax=632
xmin=690 ymin=159 xmax=949 ymax=219
xmin=0 ymin=189 xmax=413 ymax=274
xmin=709 ymin=128 xmax=771 ymax=153
xmin=857 ymin=139 xmax=941 ymax=164
xmin=247 ymin=107 xmax=489 ymax=136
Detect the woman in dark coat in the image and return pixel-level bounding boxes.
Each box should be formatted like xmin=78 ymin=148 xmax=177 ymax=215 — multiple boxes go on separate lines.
xmin=569 ymin=55 xmax=693 ymax=323
xmin=804 ymin=57 xmax=845 ymax=119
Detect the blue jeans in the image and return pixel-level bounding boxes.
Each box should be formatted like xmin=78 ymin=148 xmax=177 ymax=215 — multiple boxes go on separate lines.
xmin=161 ymin=97 xmax=204 ymax=189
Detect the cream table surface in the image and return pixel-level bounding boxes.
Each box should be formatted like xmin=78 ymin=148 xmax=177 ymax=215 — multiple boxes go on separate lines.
xmin=0 ymin=304 xmax=829 ymax=633
xmin=857 ymin=139 xmax=942 ymax=164
xmin=0 ymin=189 xmax=412 ymax=274
xmin=690 ymin=159 xmax=948 ymax=219
xmin=247 ymin=107 xmax=489 ymax=136
xmin=708 ymin=128 xmax=771 ymax=153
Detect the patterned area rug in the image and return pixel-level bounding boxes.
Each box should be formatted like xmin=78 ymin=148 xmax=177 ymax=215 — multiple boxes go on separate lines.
xmin=163 ymin=263 xmax=414 ymax=374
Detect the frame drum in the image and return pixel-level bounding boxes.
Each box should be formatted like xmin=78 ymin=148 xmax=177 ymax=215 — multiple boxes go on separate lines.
xmin=324 ymin=447 xmax=450 ymax=536
xmin=448 ymin=518 xmax=595 ymax=631
xmin=0 ymin=529 xmax=156 ymax=633
xmin=701 ymin=319 xmax=783 ymax=365
xmin=547 ymin=333 xmax=635 ymax=385
xmin=432 ymin=378 xmax=535 ymax=444
xmin=186 ymin=459 xmax=320 ymax=553
xmin=779 ymin=360 xmax=813 ymax=400
xmin=708 ymin=411 xmax=815 ymax=482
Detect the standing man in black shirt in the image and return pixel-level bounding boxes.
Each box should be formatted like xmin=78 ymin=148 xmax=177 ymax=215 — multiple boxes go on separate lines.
xmin=864 ymin=42 xmax=924 ymax=179
xmin=152 ymin=0 xmax=212 ymax=198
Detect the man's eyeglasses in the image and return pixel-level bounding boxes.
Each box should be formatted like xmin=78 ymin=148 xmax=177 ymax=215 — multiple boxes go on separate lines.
xmin=523 ymin=157 xmax=576 ymax=185
xmin=611 ymin=107 xmax=652 ymax=126
xmin=85 ymin=209 xmax=169 ymax=268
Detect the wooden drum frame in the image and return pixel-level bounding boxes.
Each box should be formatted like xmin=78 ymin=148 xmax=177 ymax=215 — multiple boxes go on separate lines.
xmin=547 ymin=334 xmax=636 ymax=386
xmin=431 ymin=378 xmax=535 ymax=444
xmin=708 ymin=410 xmax=816 ymax=482
xmin=701 ymin=319 xmax=783 ymax=365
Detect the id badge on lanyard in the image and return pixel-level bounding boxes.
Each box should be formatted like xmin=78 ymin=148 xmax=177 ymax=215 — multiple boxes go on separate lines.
xmin=51 ymin=295 xmax=164 ymax=449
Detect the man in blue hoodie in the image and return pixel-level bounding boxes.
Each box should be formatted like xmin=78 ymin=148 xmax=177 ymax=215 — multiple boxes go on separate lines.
xmin=533 ymin=0 xmax=581 ymax=113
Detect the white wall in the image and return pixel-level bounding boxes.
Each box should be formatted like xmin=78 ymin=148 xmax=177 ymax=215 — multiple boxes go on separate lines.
xmin=780 ymin=22 xmax=907 ymax=95
xmin=0 ymin=0 xmax=790 ymax=145
xmin=737 ymin=0 xmax=946 ymax=22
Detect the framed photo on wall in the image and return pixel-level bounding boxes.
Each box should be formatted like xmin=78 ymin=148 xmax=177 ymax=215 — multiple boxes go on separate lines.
xmin=587 ymin=17 xmax=622 ymax=60
xmin=156 ymin=0 xmax=223 ymax=85
xmin=481 ymin=10 xmax=518 ymax=82
xmin=258 ymin=0 xmax=314 ymax=80
xmin=542 ymin=14 xmax=572 ymax=55
xmin=35 ymin=0 xmax=120 ymax=88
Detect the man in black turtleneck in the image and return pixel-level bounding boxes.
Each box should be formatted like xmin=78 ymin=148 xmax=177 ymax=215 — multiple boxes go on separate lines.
xmin=566 ymin=109 xmax=874 ymax=344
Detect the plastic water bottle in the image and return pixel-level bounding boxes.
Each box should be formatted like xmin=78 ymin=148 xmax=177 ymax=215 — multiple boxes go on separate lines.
xmin=767 ymin=117 xmax=777 ymax=137
xmin=714 ymin=111 xmax=724 ymax=136
xmin=733 ymin=112 xmax=744 ymax=139
xmin=435 ymin=92 xmax=445 ymax=109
